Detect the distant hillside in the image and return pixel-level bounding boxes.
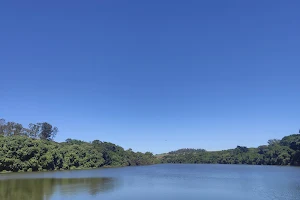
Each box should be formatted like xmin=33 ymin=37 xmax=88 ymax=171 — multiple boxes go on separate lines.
xmin=168 ymin=148 xmax=206 ymax=155
xmin=161 ymin=133 xmax=300 ymax=166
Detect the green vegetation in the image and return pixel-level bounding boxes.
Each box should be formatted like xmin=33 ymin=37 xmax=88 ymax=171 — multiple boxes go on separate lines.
xmin=161 ymin=134 xmax=300 ymax=166
xmin=169 ymin=148 xmax=206 ymax=154
xmin=1 ymin=118 xmax=299 ymax=172
xmin=0 ymin=119 xmax=158 ymax=172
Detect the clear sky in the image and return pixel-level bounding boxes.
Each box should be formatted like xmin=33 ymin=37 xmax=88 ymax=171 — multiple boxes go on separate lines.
xmin=0 ymin=1 xmax=299 ymax=154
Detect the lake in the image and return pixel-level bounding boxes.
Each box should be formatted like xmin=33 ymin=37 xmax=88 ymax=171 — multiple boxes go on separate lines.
xmin=0 ymin=164 xmax=300 ymax=200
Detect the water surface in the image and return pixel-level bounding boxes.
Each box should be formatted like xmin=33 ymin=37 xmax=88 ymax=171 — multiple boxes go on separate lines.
xmin=0 ymin=164 xmax=300 ymax=200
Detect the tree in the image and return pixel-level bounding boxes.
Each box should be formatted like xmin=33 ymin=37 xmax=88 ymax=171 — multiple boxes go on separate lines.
xmin=268 ymin=139 xmax=280 ymax=146
xmin=0 ymin=118 xmax=157 ymax=173
xmin=0 ymin=121 xmax=24 ymax=136
xmin=38 ymin=122 xmax=58 ymax=140
xmin=28 ymin=123 xmax=40 ymax=139
xmin=28 ymin=122 xmax=58 ymax=140
xmin=161 ymin=132 xmax=300 ymax=166
xmin=236 ymin=146 xmax=248 ymax=153
xmin=0 ymin=119 xmax=6 ymax=135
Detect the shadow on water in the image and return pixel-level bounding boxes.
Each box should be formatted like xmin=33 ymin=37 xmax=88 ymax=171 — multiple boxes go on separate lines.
xmin=0 ymin=177 xmax=118 ymax=200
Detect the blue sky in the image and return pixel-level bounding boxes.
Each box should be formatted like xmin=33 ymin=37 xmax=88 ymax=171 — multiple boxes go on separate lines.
xmin=0 ymin=1 xmax=299 ymax=154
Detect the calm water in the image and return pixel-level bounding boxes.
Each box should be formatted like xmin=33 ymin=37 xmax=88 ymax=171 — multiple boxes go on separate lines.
xmin=0 ymin=164 xmax=300 ymax=200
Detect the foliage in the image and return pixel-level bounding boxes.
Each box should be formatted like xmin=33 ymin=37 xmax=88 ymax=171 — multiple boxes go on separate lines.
xmin=1 ymin=118 xmax=299 ymax=171
xmin=161 ymin=134 xmax=300 ymax=166
xmin=0 ymin=119 xmax=58 ymax=140
xmin=169 ymin=148 xmax=206 ymax=155
xmin=0 ymin=119 xmax=158 ymax=172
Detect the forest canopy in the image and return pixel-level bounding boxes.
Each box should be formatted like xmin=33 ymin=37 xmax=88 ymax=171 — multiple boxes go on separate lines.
xmin=1 ymin=118 xmax=299 ymax=173
xmin=161 ymin=133 xmax=300 ymax=166
xmin=0 ymin=119 xmax=158 ymax=172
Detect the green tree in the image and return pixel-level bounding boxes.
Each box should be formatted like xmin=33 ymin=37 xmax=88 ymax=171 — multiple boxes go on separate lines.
xmin=39 ymin=122 xmax=58 ymax=140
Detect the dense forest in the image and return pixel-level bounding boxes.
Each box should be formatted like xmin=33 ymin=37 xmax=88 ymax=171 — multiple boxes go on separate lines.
xmin=1 ymin=118 xmax=300 ymax=173
xmin=161 ymin=134 xmax=300 ymax=166
xmin=0 ymin=119 xmax=158 ymax=172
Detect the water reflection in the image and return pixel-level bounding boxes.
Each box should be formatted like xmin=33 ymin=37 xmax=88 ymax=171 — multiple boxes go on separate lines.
xmin=0 ymin=177 xmax=117 ymax=200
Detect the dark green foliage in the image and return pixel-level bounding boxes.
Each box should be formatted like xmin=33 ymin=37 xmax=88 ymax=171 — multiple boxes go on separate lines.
xmin=161 ymin=134 xmax=300 ymax=166
xmin=0 ymin=119 xmax=158 ymax=172
xmin=0 ymin=119 xmax=58 ymax=140
xmin=38 ymin=122 xmax=58 ymax=140
xmin=0 ymin=119 xmax=27 ymax=136
xmin=169 ymin=148 xmax=206 ymax=155
xmin=27 ymin=122 xmax=58 ymax=140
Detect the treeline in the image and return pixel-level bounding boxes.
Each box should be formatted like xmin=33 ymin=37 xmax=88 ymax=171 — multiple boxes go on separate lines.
xmin=0 ymin=119 xmax=58 ymax=140
xmin=169 ymin=148 xmax=206 ymax=155
xmin=161 ymin=133 xmax=300 ymax=166
xmin=0 ymin=119 xmax=158 ymax=172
